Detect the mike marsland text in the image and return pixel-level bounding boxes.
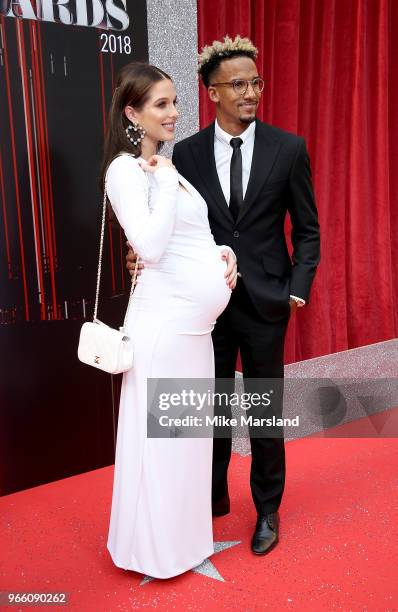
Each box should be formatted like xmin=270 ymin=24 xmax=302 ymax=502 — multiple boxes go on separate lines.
xmin=158 ymin=415 xmax=300 ymax=427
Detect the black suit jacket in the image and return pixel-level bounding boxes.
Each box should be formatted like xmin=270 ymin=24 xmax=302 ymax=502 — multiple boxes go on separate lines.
xmin=172 ymin=119 xmax=320 ymax=323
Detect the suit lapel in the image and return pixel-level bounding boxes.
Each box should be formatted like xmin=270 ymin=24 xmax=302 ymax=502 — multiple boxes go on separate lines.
xmin=189 ymin=123 xmax=235 ymax=224
xmin=237 ymin=120 xmax=281 ymax=224
xmin=188 ymin=120 xmax=281 ymax=225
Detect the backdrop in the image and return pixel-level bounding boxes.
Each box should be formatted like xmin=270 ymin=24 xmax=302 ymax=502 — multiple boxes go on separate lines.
xmin=0 ymin=0 xmax=150 ymax=495
xmin=198 ymin=0 xmax=398 ymax=363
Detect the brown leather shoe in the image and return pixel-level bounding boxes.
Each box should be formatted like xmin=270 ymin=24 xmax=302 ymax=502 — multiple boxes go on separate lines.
xmin=212 ymin=493 xmax=230 ymax=517
xmin=251 ymin=512 xmax=279 ymax=555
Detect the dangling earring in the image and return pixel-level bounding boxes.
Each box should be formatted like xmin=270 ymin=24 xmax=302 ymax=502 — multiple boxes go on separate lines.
xmin=125 ymin=121 xmax=146 ymax=146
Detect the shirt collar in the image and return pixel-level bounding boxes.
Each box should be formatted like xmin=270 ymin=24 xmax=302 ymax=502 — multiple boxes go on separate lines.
xmin=214 ymin=118 xmax=256 ymax=147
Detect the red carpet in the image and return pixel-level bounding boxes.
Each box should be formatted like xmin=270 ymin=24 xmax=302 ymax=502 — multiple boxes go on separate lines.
xmin=1 ymin=436 xmax=397 ymax=611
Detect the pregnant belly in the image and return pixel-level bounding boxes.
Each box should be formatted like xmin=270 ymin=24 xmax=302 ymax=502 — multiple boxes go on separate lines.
xmin=133 ymin=246 xmax=232 ymax=333
xmin=177 ymin=249 xmax=232 ymax=327
xmin=131 ymin=245 xmax=231 ymax=334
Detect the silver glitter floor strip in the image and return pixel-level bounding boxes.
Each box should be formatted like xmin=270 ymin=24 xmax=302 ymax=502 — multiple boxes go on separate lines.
xmin=232 ymin=339 xmax=398 ymax=455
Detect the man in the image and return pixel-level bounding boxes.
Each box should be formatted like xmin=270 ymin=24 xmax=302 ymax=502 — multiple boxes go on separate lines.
xmin=128 ymin=36 xmax=320 ymax=555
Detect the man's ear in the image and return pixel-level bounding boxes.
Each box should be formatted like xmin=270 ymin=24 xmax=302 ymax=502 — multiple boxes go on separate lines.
xmin=124 ymin=105 xmax=137 ymax=123
xmin=208 ymin=86 xmax=219 ymax=104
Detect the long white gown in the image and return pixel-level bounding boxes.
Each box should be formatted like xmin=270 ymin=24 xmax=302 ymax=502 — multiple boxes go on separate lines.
xmin=105 ymin=153 xmax=232 ymax=579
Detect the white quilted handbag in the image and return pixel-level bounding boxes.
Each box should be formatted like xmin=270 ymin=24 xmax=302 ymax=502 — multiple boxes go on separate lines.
xmin=78 ymin=178 xmax=139 ymax=374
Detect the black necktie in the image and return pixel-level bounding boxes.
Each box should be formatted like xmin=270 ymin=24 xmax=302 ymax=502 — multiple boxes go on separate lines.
xmin=229 ymin=137 xmax=243 ymax=221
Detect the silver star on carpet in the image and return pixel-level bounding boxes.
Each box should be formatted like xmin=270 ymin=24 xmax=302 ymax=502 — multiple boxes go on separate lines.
xmin=140 ymin=540 xmax=241 ymax=585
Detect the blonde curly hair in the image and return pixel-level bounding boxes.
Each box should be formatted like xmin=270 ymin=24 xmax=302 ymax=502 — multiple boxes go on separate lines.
xmin=198 ymin=35 xmax=258 ymax=87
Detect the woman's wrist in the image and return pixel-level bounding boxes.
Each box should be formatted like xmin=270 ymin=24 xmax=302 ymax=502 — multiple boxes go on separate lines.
xmin=154 ymin=165 xmax=178 ymax=185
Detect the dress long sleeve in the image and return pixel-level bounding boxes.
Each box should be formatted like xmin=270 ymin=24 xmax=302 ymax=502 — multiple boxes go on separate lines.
xmin=106 ymin=155 xmax=179 ymax=263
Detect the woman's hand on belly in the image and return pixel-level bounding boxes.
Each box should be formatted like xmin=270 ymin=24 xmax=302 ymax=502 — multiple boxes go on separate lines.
xmin=220 ymin=248 xmax=238 ymax=289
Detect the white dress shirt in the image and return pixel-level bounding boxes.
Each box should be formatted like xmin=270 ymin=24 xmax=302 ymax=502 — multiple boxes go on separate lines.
xmin=213 ymin=119 xmax=305 ymax=306
xmin=214 ymin=119 xmax=255 ymax=204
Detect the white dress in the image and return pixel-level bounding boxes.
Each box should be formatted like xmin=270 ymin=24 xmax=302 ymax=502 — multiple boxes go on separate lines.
xmin=105 ymin=153 xmax=232 ymax=579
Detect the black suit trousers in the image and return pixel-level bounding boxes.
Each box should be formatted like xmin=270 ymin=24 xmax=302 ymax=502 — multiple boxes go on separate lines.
xmin=212 ymin=277 xmax=289 ymax=515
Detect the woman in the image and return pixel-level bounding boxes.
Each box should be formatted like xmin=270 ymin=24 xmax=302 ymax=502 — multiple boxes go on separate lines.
xmin=101 ymin=62 xmax=237 ymax=579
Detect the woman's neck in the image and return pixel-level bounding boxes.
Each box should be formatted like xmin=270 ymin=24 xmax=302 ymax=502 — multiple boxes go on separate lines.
xmin=139 ymin=140 xmax=158 ymax=160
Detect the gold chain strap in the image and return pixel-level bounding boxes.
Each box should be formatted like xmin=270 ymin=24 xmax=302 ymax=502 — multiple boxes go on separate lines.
xmin=93 ymin=182 xmax=139 ymax=330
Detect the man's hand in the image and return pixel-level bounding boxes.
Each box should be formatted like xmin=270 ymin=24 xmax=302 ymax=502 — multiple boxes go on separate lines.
xmin=289 ymin=298 xmax=299 ymax=314
xmin=221 ymin=249 xmax=238 ymax=290
xmin=126 ymin=242 xmax=145 ymax=278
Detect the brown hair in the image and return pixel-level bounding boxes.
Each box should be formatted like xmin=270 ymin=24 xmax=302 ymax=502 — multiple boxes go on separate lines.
xmin=100 ymin=62 xmax=172 ymax=188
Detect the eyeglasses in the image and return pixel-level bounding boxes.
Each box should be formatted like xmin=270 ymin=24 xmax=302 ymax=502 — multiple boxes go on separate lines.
xmin=210 ymin=77 xmax=265 ymax=96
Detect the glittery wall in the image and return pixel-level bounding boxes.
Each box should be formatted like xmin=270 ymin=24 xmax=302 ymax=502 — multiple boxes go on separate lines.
xmin=146 ymin=0 xmax=199 ymax=157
